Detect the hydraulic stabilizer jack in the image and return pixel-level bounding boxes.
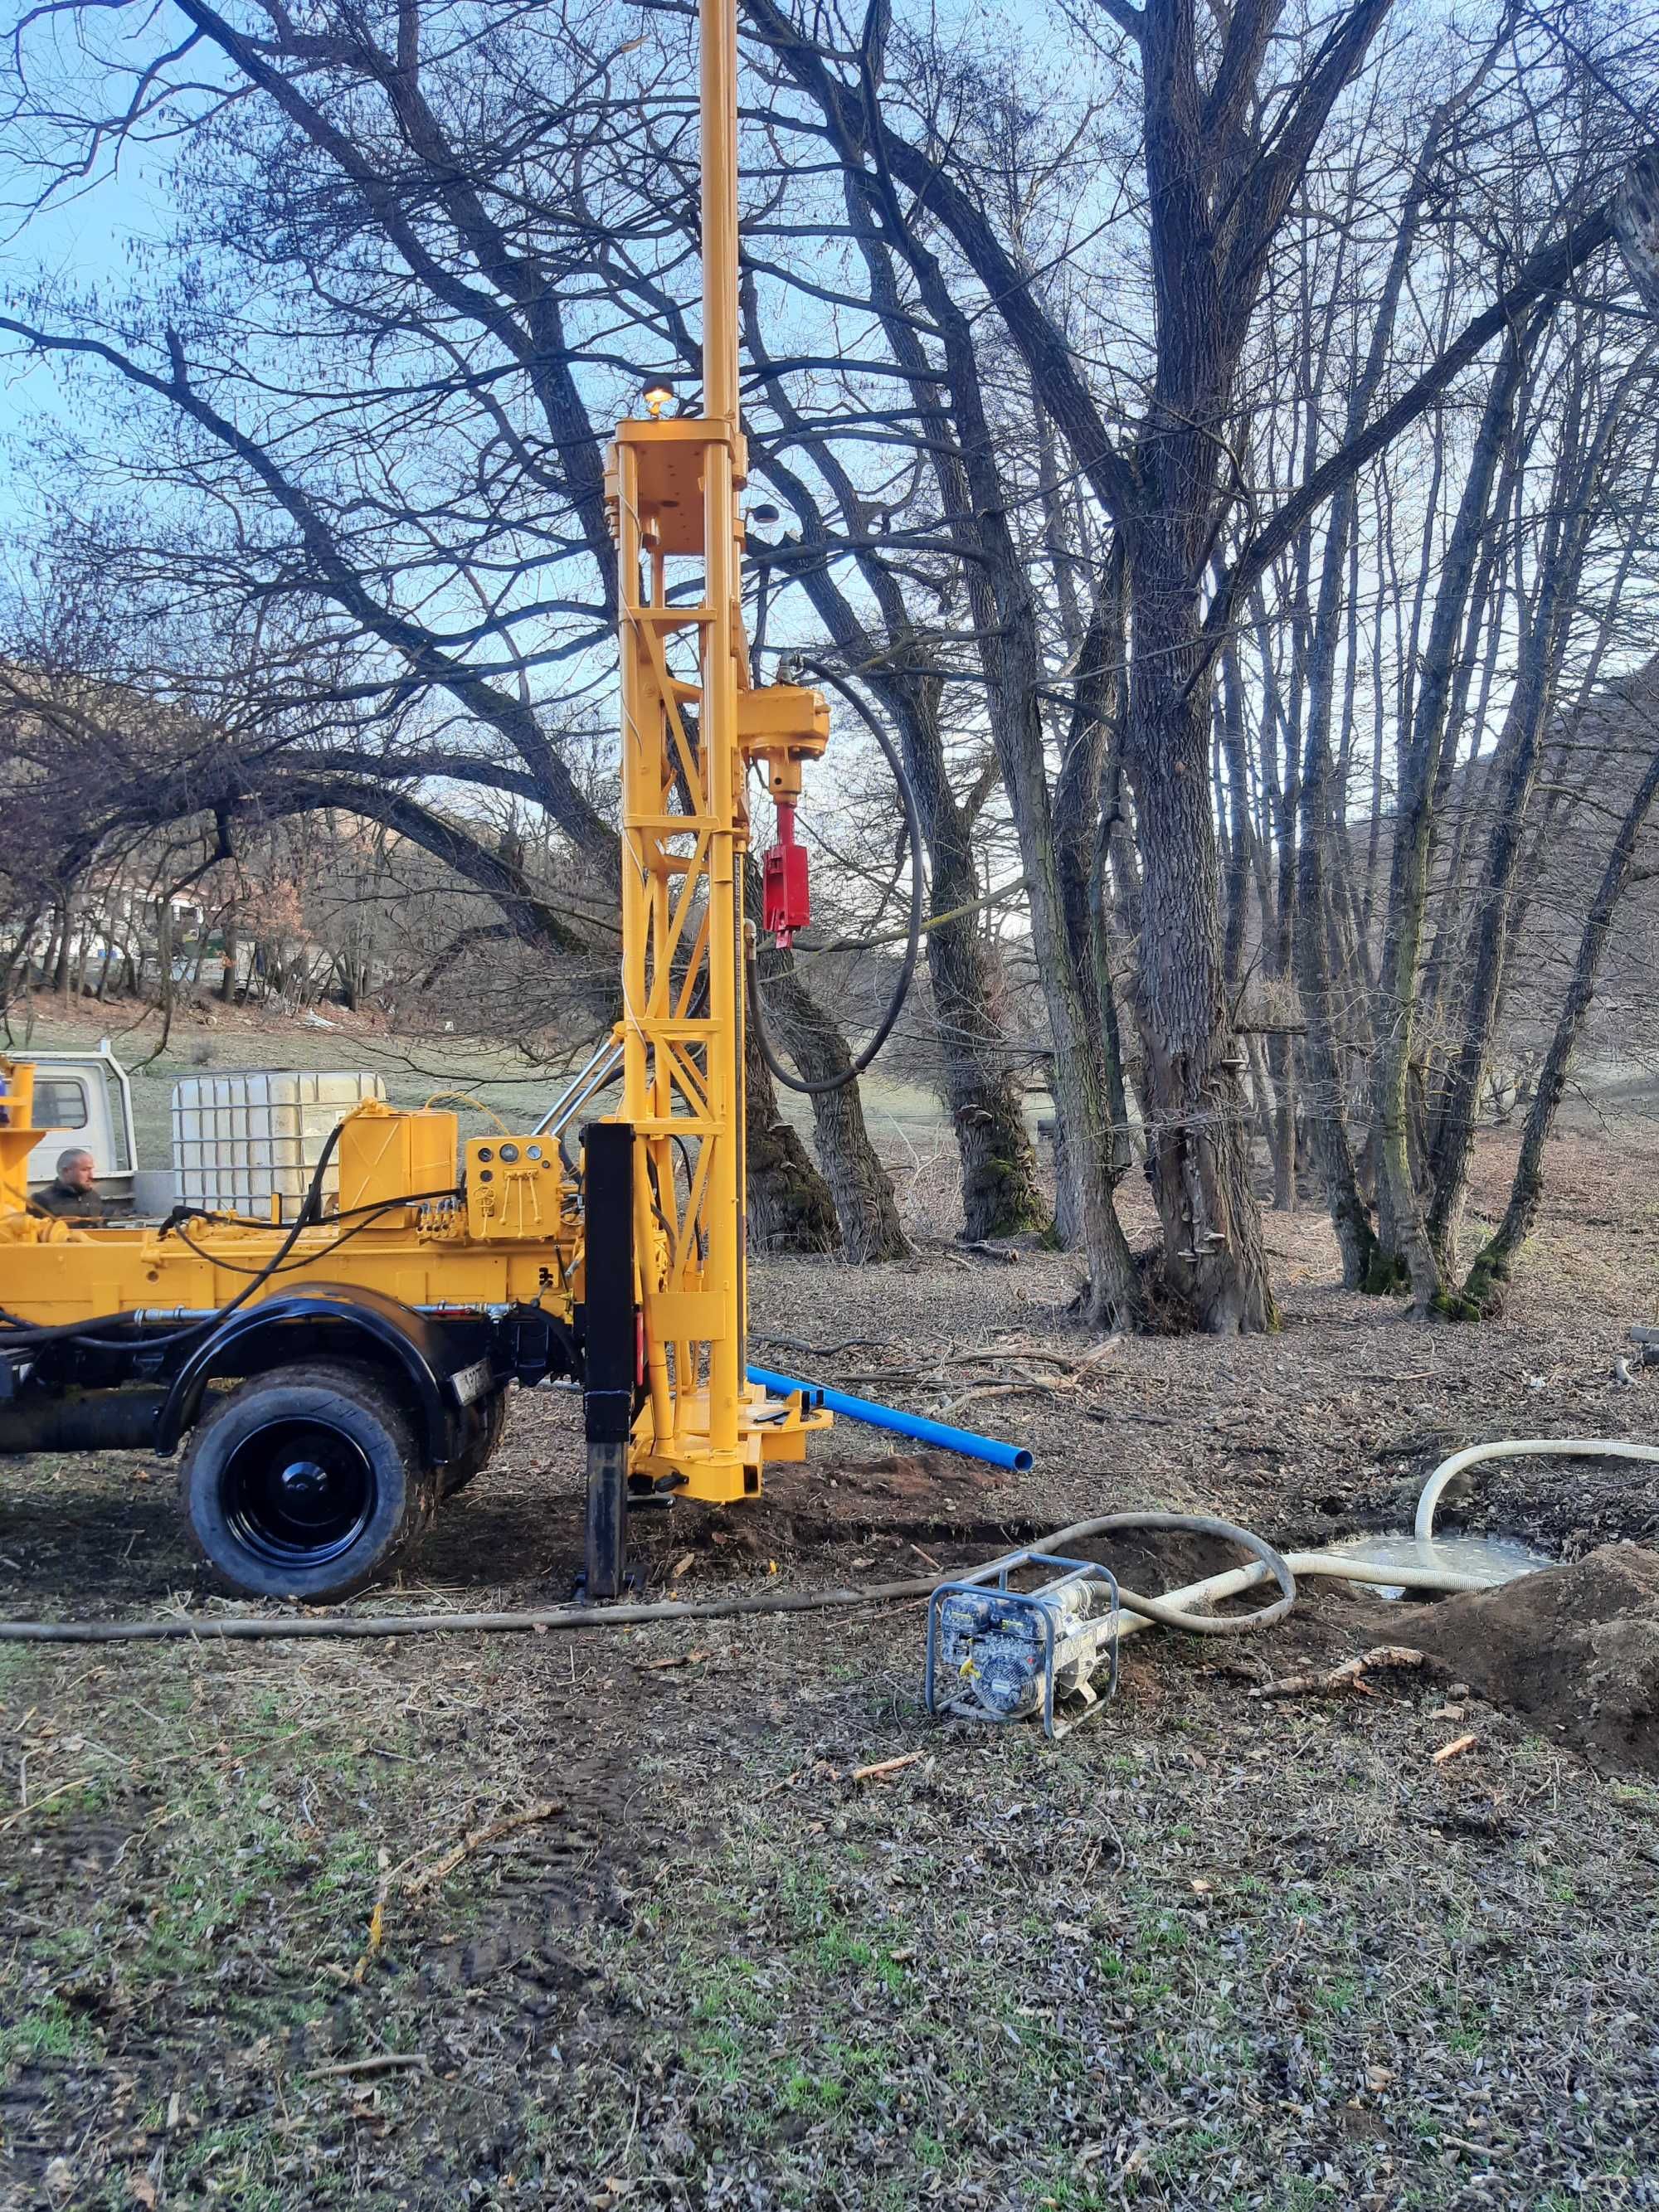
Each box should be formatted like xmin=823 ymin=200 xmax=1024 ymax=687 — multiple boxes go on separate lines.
xmin=581 ymin=1121 xmax=637 ymax=1599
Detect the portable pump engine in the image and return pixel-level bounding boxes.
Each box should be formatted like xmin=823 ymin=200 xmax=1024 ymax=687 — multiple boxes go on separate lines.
xmin=925 ymin=1549 xmax=1122 ymax=1740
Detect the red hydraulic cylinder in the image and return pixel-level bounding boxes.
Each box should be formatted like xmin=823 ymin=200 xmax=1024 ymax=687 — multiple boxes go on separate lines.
xmin=762 ymin=801 xmax=810 ymax=946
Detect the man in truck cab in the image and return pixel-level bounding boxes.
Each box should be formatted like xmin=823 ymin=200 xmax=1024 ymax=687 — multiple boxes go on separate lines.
xmin=33 ymin=1147 xmax=106 ymax=1223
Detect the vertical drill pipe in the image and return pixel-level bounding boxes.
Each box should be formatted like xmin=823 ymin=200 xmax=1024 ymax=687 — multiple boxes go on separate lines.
xmin=699 ymin=0 xmax=742 ymax=1456
xmin=616 ymin=437 xmax=650 ymax=1135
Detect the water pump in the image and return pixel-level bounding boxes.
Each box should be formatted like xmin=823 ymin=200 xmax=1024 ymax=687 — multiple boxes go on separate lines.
xmin=924 ymin=1548 xmax=1121 ymax=1740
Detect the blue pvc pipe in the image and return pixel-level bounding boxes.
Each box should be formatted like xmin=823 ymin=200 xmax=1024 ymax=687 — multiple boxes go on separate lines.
xmin=746 ymin=1364 xmax=1034 ymax=1475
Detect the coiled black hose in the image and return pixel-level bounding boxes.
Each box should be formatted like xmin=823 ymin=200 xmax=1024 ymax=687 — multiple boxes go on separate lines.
xmin=746 ymin=659 xmax=924 ymax=1096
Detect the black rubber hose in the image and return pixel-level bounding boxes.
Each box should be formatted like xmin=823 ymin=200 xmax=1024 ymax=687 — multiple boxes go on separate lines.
xmin=745 ymin=660 xmax=924 ymax=1095
xmin=0 ymin=1511 xmax=1296 ymax=1644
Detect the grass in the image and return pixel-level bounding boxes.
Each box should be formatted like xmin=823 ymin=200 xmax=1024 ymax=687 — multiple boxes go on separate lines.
xmin=3 ymin=1146 xmax=1658 ymax=2206
xmin=0 ymin=1998 xmax=101 ymax=2076
xmin=2 ymin=1602 xmax=1654 ymax=2211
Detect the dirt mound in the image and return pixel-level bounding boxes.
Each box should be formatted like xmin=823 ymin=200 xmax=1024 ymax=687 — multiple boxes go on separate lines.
xmin=1409 ymin=1542 xmax=1659 ymax=1774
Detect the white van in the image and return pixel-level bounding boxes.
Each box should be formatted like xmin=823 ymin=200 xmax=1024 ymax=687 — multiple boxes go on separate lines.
xmin=12 ymin=1047 xmax=138 ymax=1208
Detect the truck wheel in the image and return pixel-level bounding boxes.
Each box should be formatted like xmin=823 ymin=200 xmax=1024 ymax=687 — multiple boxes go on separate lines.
xmin=441 ymin=1388 xmax=508 ymax=1499
xmin=178 ymin=1361 xmax=430 ymax=1602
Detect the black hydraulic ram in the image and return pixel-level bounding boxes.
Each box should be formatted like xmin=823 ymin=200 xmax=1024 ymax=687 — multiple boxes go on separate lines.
xmin=580 ymin=1119 xmax=636 ymax=1599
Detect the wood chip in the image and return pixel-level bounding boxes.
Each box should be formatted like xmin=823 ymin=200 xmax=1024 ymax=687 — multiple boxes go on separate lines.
xmin=1432 ymin=1732 xmax=1478 ymax=1766
xmin=850 ymin=1752 xmax=924 ymax=1784
xmin=637 ymin=1649 xmax=711 ymax=1671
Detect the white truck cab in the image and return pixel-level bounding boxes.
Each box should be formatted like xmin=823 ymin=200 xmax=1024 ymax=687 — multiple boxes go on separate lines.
xmin=6 ymin=1045 xmax=138 ymax=1208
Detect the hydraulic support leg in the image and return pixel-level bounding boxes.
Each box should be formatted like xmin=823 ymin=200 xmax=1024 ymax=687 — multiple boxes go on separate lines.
xmin=582 ymin=1121 xmax=636 ymax=1599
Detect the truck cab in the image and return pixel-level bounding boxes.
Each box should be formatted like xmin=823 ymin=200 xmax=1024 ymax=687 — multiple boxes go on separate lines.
xmin=7 ymin=1046 xmax=138 ymax=1210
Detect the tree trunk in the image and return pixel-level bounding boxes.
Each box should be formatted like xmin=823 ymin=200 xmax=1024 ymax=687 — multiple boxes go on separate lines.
xmin=1464 ymin=726 xmax=1659 ymax=1310
xmin=744 ymin=1017 xmax=841 ymax=1254
xmin=1126 ymin=545 xmax=1276 ymax=1333
xmin=1054 ymin=548 xmax=1136 ymax=1238
xmin=51 ymin=898 xmax=72 ymax=996
xmin=1424 ymin=369 xmax=1617 ymax=1275
xmin=740 ymin=252 xmax=1043 ymax=1247
xmin=1371 ymin=320 xmax=1536 ymax=1311
xmin=883 ymin=226 xmax=1141 ymax=1324
xmin=746 ymin=861 xmax=908 ymax=1263
xmin=898 ymin=676 xmax=1045 ymax=1242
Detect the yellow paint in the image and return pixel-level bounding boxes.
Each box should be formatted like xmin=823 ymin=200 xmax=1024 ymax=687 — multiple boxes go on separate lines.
xmin=0 ymin=1057 xmax=38 ymax=1218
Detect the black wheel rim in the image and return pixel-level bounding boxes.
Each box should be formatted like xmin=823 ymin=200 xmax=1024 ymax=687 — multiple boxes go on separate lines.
xmin=222 ymin=1418 xmax=376 ymax=1568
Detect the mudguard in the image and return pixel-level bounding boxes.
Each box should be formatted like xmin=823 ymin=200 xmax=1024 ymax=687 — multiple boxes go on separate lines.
xmin=158 ymin=1283 xmax=457 ymax=1461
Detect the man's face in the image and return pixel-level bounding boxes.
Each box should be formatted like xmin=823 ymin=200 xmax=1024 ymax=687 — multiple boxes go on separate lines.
xmin=64 ymin=1154 xmax=95 ymax=1191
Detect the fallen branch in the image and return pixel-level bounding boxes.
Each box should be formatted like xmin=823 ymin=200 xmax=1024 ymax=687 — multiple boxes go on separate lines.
xmin=1432 ymin=1732 xmax=1478 ymax=1766
xmin=403 ymin=1798 xmax=565 ymax=1901
xmin=0 ymin=1772 xmax=95 ymax=1832
xmin=751 ymin=1334 xmax=899 ymax=1358
xmin=933 ymin=1380 xmax=1064 ymax=1418
xmin=1250 ymin=1646 xmax=1430 ymax=1701
xmin=851 ymin=1752 xmax=924 ymax=1783
xmin=310 ymin=2053 xmax=428 ymax=2080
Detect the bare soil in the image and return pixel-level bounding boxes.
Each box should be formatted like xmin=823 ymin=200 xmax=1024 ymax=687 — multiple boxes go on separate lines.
xmin=2 ymin=1126 xmax=1659 ymax=2208
xmin=1408 ymin=1545 xmax=1659 ymax=1777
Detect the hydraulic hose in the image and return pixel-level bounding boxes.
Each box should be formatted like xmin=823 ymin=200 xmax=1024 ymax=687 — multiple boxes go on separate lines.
xmin=745 ymin=660 xmax=924 ymax=1095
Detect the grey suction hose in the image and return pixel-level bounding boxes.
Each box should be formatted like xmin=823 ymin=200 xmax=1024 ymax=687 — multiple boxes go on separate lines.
xmin=1414 ymin=1437 xmax=1659 ymax=1543
xmin=1019 ymin=1512 xmax=1298 ymax=1633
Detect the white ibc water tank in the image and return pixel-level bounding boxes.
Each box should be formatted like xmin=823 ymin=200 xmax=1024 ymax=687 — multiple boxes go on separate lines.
xmin=171 ymin=1070 xmax=387 ymax=1219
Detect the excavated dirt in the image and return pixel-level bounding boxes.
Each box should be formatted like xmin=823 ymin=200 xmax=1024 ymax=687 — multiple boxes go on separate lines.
xmin=1407 ymin=1543 xmax=1659 ymax=1777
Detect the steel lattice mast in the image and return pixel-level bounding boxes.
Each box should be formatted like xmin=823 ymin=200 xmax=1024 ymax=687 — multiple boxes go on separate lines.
xmin=591 ymin=0 xmax=830 ymax=1591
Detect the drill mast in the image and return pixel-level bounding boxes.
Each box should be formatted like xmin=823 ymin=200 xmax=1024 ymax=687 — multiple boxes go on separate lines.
xmin=591 ymin=0 xmax=831 ymax=1584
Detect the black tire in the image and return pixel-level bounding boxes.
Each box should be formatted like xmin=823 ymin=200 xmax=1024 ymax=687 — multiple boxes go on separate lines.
xmin=178 ymin=1359 xmax=430 ymax=1602
xmin=440 ymin=1388 xmax=509 ymax=1499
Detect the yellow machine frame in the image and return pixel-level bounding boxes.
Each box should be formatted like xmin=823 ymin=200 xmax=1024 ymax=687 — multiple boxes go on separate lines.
xmin=0 ymin=0 xmax=831 ymax=1563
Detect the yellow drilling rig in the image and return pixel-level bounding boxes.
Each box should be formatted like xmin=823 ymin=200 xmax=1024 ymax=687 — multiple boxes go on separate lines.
xmin=0 ymin=0 xmax=853 ymax=1603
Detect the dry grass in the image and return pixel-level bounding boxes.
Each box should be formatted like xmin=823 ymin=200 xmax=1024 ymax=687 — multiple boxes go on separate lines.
xmin=2 ymin=1122 xmax=1658 ymax=2208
